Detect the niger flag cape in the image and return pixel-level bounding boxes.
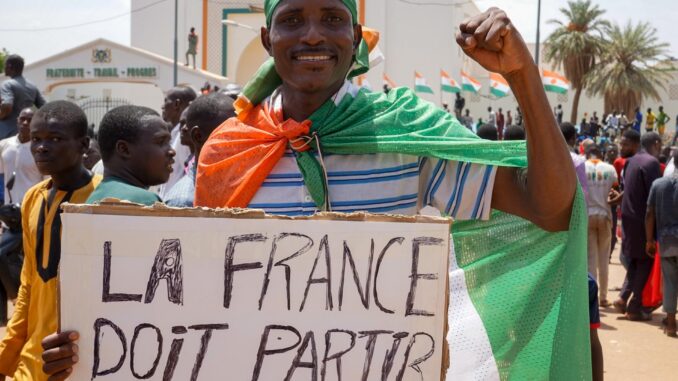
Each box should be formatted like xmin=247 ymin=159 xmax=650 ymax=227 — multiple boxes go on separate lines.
xmin=195 ymin=9 xmax=591 ymax=381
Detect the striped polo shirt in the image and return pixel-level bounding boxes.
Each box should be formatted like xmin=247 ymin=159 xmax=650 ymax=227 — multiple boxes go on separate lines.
xmin=248 ymin=82 xmax=497 ymax=221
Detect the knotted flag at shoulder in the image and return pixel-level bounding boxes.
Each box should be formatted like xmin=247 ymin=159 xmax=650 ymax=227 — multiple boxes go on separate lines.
xmin=490 ymin=72 xmax=510 ymax=98
xmin=461 ymin=71 xmax=482 ymax=93
xmin=414 ymin=71 xmax=435 ymax=94
xmin=441 ymin=70 xmax=461 ymax=93
xmin=543 ymin=69 xmax=570 ymax=94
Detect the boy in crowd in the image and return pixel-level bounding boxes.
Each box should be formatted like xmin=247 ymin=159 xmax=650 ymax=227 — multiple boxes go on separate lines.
xmin=0 ymin=108 xmax=46 ymax=204
xmin=0 ymin=101 xmax=100 ymax=381
xmin=646 ymin=165 xmax=678 ymax=337
xmin=165 ymin=93 xmax=235 ymax=207
xmin=86 ymin=106 xmax=175 ymax=206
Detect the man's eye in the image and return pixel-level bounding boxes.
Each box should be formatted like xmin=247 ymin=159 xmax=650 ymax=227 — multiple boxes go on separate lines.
xmin=326 ymin=15 xmax=343 ymax=23
xmin=52 ymin=137 xmax=61 ymax=142
xmin=281 ymin=16 xmax=301 ymax=25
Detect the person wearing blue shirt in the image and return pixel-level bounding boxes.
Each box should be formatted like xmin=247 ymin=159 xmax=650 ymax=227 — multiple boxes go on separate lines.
xmin=633 ymin=107 xmax=643 ymax=133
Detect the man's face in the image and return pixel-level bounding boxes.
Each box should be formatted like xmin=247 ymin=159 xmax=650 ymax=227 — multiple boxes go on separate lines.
xmin=127 ymin=116 xmax=176 ymax=186
xmin=83 ymin=141 xmax=102 ymax=170
xmin=161 ymin=93 xmax=180 ymax=124
xmin=605 ymin=147 xmax=618 ymax=163
xmin=178 ymin=109 xmax=192 ymax=147
xmin=30 ymin=117 xmax=88 ymax=176
xmin=619 ymin=137 xmax=638 ymax=158
xmin=262 ymin=0 xmax=360 ymax=95
xmin=17 ymin=108 xmax=34 ymax=142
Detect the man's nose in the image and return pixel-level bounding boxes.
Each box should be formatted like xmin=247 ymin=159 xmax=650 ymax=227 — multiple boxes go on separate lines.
xmin=300 ymin=21 xmax=326 ymax=46
xmin=35 ymin=142 xmax=49 ymax=153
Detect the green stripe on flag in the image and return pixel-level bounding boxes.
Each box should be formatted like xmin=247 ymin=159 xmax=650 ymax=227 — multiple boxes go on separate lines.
xmin=415 ymin=85 xmax=435 ymax=94
xmin=462 ymin=84 xmax=477 ymax=93
xmin=442 ymin=84 xmax=460 ymax=93
xmin=490 ymin=88 xmax=508 ymax=98
xmin=544 ymin=84 xmax=567 ymax=94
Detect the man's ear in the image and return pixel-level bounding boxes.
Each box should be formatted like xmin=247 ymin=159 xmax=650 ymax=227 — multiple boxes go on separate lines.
xmin=190 ymin=126 xmax=203 ymax=149
xmin=79 ymin=136 xmax=90 ymax=155
xmin=261 ymin=27 xmax=273 ymax=56
xmin=353 ymin=24 xmax=363 ymax=51
xmin=115 ymin=140 xmax=132 ymax=159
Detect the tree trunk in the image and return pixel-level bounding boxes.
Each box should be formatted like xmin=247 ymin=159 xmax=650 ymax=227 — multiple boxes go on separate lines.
xmin=570 ymin=86 xmax=583 ymax=124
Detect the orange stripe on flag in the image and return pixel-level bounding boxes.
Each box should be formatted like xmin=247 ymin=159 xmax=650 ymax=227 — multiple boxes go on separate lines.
xmin=461 ymin=71 xmax=481 ymax=86
xmin=490 ymin=73 xmax=508 ymax=85
xmin=543 ymin=70 xmax=569 ymax=84
xmin=383 ymin=73 xmax=396 ymax=88
xmin=441 ymin=70 xmax=451 ymax=78
xmin=415 ymin=71 xmax=424 ymax=79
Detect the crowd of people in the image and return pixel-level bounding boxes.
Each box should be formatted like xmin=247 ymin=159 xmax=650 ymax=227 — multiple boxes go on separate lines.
xmin=0 ymin=1 xmax=675 ymax=380
xmin=561 ymin=120 xmax=678 ymax=339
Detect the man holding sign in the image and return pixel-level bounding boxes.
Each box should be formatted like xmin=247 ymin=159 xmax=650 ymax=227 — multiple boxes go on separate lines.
xmin=43 ymin=1 xmax=587 ymax=380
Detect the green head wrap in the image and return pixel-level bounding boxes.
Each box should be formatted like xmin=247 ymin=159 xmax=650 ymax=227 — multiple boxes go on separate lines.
xmin=264 ymin=0 xmax=358 ymax=28
xmin=237 ymin=0 xmax=367 ymax=114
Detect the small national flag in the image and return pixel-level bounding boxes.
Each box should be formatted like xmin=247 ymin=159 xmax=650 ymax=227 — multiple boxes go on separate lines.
xmin=414 ymin=71 xmax=435 ymax=94
xmin=356 ymin=74 xmax=372 ymax=90
xmin=489 ymin=73 xmax=510 ymax=98
xmin=440 ymin=70 xmax=461 ymax=93
xmin=461 ymin=71 xmax=482 ymax=93
xmin=543 ymin=70 xmax=570 ymax=94
xmin=383 ymin=73 xmax=397 ymax=89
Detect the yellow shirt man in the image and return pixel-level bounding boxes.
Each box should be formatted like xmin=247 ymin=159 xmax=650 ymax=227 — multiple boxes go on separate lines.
xmin=0 ymin=176 xmax=100 ymax=380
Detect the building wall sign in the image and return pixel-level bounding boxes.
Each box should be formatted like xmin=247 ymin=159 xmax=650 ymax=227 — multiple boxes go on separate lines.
xmin=24 ymin=38 xmax=228 ymax=94
xmin=91 ymin=48 xmax=112 ymax=63
xmin=45 ymin=67 xmax=158 ymax=79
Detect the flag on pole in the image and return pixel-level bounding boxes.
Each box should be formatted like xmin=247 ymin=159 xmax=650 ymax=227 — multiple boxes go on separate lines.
xmin=414 ymin=71 xmax=435 ymax=94
xmin=383 ymin=73 xmax=397 ymax=89
xmin=543 ymin=70 xmax=570 ymax=94
xmin=356 ymin=74 xmax=372 ymax=90
xmin=440 ymin=70 xmax=461 ymax=93
xmin=489 ymin=73 xmax=510 ymax=98
xmin=461 ymin=71 xmax=482 ymax=93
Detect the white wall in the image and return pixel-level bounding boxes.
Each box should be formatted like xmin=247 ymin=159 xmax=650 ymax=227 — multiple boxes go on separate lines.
xmin=131 ymin=0 xmax=203 ymax=68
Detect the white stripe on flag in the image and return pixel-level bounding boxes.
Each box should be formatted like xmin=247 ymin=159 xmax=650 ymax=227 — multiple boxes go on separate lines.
xmin=447 ymin=245 xmax=500 ymax=381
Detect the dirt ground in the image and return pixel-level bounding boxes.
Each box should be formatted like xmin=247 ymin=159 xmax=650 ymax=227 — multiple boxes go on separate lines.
xmin=0 ymin=246 xmax=673 ymax=380
xmin=598 ymin=246 xmax=676 ymax=380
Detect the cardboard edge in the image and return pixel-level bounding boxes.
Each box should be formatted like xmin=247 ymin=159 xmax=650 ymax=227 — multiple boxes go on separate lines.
xmin=59 ymin=199 xmax=453 ymax=377
xmin=441 ymin=239 xmax=451 ymax=380
xmin=61 ymin=199 xmax=453 ymax=225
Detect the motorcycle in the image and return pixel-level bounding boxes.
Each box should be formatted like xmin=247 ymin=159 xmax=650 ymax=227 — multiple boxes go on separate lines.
xmin=0 ymin=173 xmax=24 ymax=325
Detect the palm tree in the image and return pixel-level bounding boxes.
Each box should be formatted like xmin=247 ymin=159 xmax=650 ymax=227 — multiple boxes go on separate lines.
xmin=586 ymin=21 xmax=674 ymax=118
xmin=544 ymin=0 xmax=609 ymax=123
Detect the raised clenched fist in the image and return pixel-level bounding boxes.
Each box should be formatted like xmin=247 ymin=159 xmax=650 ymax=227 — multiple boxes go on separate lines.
xmin=456 ymin=8 xmax=534 ymax=77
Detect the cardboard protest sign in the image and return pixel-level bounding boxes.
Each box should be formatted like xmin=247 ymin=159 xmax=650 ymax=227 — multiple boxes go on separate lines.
xmin=60 ymin=204 xmax=451 ymax=381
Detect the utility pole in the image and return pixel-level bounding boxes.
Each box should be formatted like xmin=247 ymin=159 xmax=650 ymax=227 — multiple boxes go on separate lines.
xmin=535 ymin=0 xmax=542 ymax=66
xmin=173 ymin=0 xmax=178 ymax=86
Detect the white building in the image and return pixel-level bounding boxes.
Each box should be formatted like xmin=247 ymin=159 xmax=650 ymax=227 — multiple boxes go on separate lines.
xmin=128 ymin=0 xmax=678 ymax=127
xmin=18 ymin=38 xmax=228 ymax=129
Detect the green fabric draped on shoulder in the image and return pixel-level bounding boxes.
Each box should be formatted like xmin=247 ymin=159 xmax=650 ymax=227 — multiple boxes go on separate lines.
xmin=290 ymin=85 xmax=590 ymax=380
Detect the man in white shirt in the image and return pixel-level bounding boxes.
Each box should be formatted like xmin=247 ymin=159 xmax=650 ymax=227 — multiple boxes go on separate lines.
xmin=0 ymin=108 xmax=45 ymax=204
xmin=585 ymin=144 xmax=618 ymax=306
xmin=159 ymin=86 xmax=196 ymax=197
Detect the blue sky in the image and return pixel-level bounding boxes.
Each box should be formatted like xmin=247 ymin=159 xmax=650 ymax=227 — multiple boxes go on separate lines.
xmin=0 ymin=0 xmax=676 ymax=63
